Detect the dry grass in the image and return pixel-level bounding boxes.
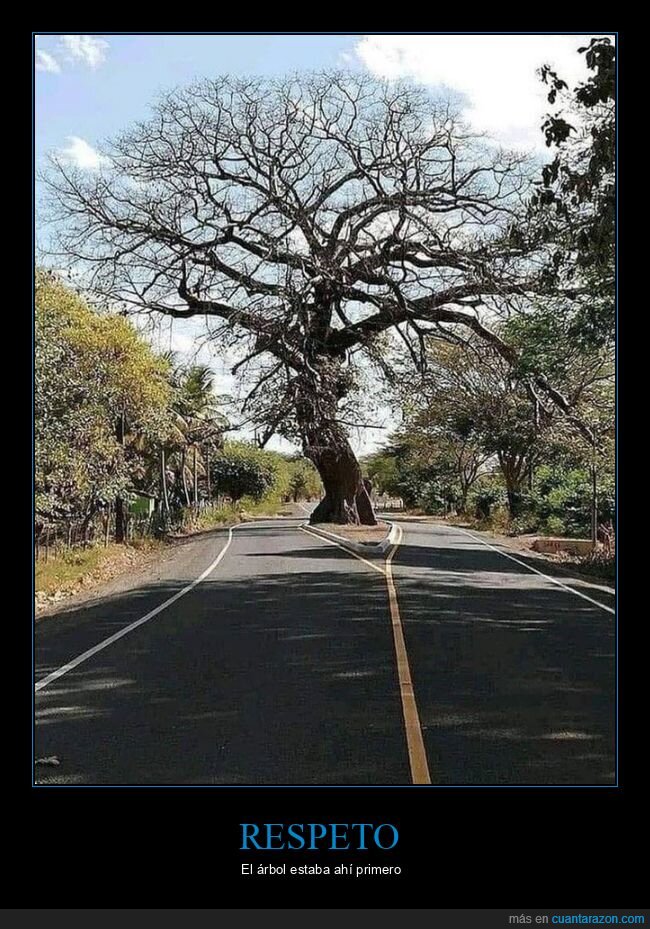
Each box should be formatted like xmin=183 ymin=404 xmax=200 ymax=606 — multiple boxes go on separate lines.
xmin=35 ymin=539 xmax=165 ymax=608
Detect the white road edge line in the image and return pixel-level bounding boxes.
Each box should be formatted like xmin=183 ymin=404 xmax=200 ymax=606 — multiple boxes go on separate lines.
xmin=35 ymin=527 xmax=236 ymax=693
xmin=446 ymin=525 xmax=615 ymax=615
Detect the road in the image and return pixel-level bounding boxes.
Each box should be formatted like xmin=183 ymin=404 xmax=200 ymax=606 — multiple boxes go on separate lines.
xmin=34 ymin=516 xmax=615 ymax=785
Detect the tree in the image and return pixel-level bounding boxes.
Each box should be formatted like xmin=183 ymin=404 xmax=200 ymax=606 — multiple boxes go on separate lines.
xmin=394 ymin=341 xmax=494 ymax=513
xmin=173 ymin=363 xmax=227 ymax=506
xmin=286 ymin=457 xmax=321 ymax=502
xmin=395 ymin=340 xmax=539 ymax=517
xmin=364 ymin=440 xmax=456 ymax=512
xmin=35 ymin=271 xmax=172 ymax=536
xmin=531 ymin=37 xmax=615 ymax=350
xmin=387 ymin=318 xmax=613 ymax=524
xmin=210 ymin=442 xmax=278 ymax=503
xmin=44 ymin=72 xmax=567 ymax=524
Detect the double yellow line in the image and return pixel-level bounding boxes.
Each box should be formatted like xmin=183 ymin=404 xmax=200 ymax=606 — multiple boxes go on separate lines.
xmin=301 ymin=523 xmax=432 ymax=785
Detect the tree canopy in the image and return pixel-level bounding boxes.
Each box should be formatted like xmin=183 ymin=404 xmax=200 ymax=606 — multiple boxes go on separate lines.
xmin=42 ymin=50 xmax=615 ymax=525
xmin=43 ymin=72 xmax=572 ymax=523
xmin=35 ymin=270 xmax=172 ymax=528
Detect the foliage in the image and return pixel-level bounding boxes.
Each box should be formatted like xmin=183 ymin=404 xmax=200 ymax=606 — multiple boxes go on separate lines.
xmin=35 ymin=271 xmax=172 ymax=528
xmin=160 ymin=359 xmax=228 ymax=509
xmin=530 ymin=465 xmax=614 ymax=537
xmin=531 ymin=37 xmax=615 ymax=350
xmin=209 ymin=442 xmax=280 ymax=502
xmin=285 ymin=457 xmax=322 ymax=502
xmin=44 ymin=71 xmax=567 ymax=523
xmin=39 ymin=47 xmax=615 ymax=531
xmin=473 ymin=487 xmax=504 ymax=521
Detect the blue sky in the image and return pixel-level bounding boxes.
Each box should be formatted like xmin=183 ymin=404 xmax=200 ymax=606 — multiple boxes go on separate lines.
xmin=35 ymin=35 xmax=358 ymax=161
xmin=36 ymin=33 xmax=610 ymax=163
xmin=34 ymin=33 xmax=613 ymax=453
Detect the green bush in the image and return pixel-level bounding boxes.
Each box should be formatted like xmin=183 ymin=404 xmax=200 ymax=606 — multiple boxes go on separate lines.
xmin=545 ymin=515 xmax=566 ymax=536
xmin=474 ymin=488 xmax=502 ymax=520
xmin=210 ymin=442 xmax=278 ymax=502
xmin=418 ymin=481 xmax=454 ymax=515
xmin=533 ymin=466 xmax=613 ymax=537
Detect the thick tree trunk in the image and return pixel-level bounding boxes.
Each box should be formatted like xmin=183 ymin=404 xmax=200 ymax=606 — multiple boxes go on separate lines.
xmin=499 ymin=452 xmax=527 ymax=519
xmin=295 ymin=353 xmax=377 ymax=526
xmin=305 ymin=438 xmax=377 ymax=526
xmin=506 ymin=488 xmax=524 ymax=518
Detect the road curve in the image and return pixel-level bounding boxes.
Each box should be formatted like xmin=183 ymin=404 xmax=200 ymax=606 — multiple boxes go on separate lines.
xmin=34 ymin=517 xmax=615 ymax=785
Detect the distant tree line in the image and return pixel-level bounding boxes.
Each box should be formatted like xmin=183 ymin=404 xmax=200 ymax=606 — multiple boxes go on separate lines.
xmin=35 ymin=272 xmax=321 ymax=542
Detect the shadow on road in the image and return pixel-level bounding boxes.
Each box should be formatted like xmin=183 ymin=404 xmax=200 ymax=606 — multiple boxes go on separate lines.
xmin=34 ymin=531 xmax=615 ymax=786
xmin=35 ymin=567 xmax=409 ymax=786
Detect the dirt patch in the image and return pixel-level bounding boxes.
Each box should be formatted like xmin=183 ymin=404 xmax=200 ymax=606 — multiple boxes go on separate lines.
xmin=34 ymin=512 xmax=305 ymax=620
xmin=311 ymin=521 xmax=391 ymax=545
xmin=35 ymin=541 xmax=170 ymax=618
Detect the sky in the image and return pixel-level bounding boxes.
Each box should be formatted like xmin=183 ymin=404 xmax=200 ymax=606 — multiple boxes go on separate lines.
xmin=34 ymin=32 xmax=614 ymax=454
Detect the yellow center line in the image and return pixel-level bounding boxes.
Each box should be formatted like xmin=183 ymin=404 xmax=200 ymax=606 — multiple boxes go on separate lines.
xmin=300 ymin=522 xmax=432 ymax=785
xmin=385 ymin=525 xmax=432 ymax=785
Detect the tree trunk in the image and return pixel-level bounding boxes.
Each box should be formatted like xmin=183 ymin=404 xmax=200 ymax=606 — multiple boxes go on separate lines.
xmin=115 ymin=497 xmax=126 ymax=542
xmin=590 ymin=457 xmax=598 ymax=546
xmin=181 ymin=449 xmax=191 ymax=507
xmin=306 ymin=438 xmax=376 ymax=525
xmin=115 ymin=409 xmax=126 ymax=542
xmin=160 ymin=447 xmax=170 ymax=513
xmin=506 ymin=488 xmax=524 ymax=518
xmin=295 ymin=354 xmax=377 ymax=526
xmin=499 ymin=452 xmax=527 ymax=519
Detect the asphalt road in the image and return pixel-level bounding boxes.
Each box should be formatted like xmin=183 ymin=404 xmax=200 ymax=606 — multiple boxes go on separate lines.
xmin=34 ymin=517 xmax=615 ymax=785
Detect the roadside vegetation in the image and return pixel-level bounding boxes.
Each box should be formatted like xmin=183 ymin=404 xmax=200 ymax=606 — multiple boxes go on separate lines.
xmin=35 ymin=274 xmax=321 ymax=602
xmin=361 ymin=39 xmax=615 ymax=577
xmin=36 ymin=39 xmax=615 ymax=590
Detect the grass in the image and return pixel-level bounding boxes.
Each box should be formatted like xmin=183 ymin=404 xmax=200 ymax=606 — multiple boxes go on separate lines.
xmin=35 ymin=539 xmax=164 ymax=601
xmin=35 ymin=495 xmax=298 ymax=607
xmin=175 ymin=496 xmax=290 ymax=533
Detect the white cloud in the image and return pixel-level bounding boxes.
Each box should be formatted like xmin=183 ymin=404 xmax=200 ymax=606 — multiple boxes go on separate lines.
xmin=58 ymin=136 xmax=106 ymax=170
xmin=36 ymin=50 xmax=61 ymax=74
xmin=60 ymin=34 xmax=109 ymax=69
xmin=354 ymin=34 xmax=614 ymax=151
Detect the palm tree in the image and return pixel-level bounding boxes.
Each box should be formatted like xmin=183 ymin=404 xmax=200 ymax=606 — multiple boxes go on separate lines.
xmin=163 ymin=362 xmax=227 ymax=511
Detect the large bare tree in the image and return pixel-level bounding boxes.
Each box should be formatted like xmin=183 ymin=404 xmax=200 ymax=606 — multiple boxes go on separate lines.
xmin=43 ymin=72 xmax=564 ymax=524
